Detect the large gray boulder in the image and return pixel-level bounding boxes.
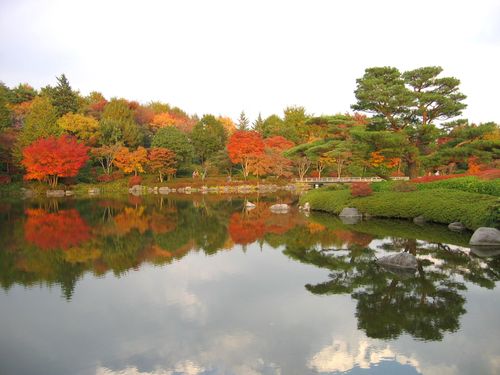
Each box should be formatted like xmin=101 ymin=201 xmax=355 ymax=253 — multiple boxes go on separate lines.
xmin=376 ymin=252 xmax=418 ymax=270
xmin=469 ymin=227 xmax=500 ymax=246
xmin=339 ymin=207 xmax=362 ymax=217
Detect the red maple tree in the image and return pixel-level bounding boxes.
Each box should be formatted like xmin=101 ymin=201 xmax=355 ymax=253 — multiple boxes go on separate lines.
xmin=227 ymin=130 xmax=265 ymax=179
xmin=22 ymin=136 xmax=89 ymax=187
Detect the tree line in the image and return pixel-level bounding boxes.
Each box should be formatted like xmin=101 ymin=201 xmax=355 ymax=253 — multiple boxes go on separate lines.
xmin=0 ymin=67 xmax=498 ymax=186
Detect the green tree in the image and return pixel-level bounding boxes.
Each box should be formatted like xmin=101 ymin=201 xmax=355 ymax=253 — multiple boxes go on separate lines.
xmin=151 ymin=126 xmax=193 ymax=166
xmin=191 ymin=115 xmax=227 ymax=165
xmin=0 ymin=82 xmax=12 ymax=130
xmin=8 ymin=83 xmax=37 ymax=104
xmin=352 ymin=66 xmax=467 ymax=177
xmin=252 ymin=112 xmax=264 ymax=133
xmin=283 ymin=106 xmax=309 ymax=143
xmin=237 ymin=110 xmax=250 ymax=130
xmin=14 ymin=96 xmax=62 ymax=162
xmin=50 ymin=74 xmax=80 ymax=116
xmin=101 ymin=98 xmax=143 ymax=147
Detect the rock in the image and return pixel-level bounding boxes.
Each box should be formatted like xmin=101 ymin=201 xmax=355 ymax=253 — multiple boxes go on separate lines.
xmin=340 ymin=216 xmax=361 ymax=225
xmin=303 ymin=202 xmax=310 ymax=212
xmin=448 ymin=222 xmax=466 ymax=232
xmin=147 ymin=187 xmax=154 ymax=194
xmin=413 ymin=215 xmax=426 ymax=224
xmin=21 ymin=188 xmax=36 ymax=198
xmin=88 ymin=188 xmax=100 ymax=195
xmin=129 ymin=185 xmax=144 ymax=195
xmin=339 ymin=207 xmax=362 ymax=218
xmin=469 ymin=227 xmax=500 ymax=246
xmin=270 ymin=203 xmax=290 ymax=213
xmin=470 ymin=246 xmax=500 ymax=258
xmin=65 ymin=190 xmax=74 ymax=196
xmin=158 ymin=187 xmax=170 ymax=194
xmin=377 ymin=252 xmax=418 ymax=270
xmin=245 ymin=201 xmax=256 ymax=208
xmin=46 ymin=190 xmax=65 ymax=197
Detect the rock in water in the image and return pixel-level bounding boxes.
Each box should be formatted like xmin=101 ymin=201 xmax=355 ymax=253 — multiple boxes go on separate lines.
xmin=448 ymin=222 xmax=466 ymax=232
xmin=377 ymin=252 xmax=418 ymax=269
xmin=413 ymin=215 xmax=426 ymax=224
xmin=245 ymin=201 xmax=256 ymax=208
xmin=469 ymin=227 xmax=500 ymax=246
xmin=46 ymin=190 xmax=65 ymax=197
xmin=303 ymin=202 xmax=310 ymax=212
xmin=339 ymin=207 xmax=362 ymax=217
xmin=270 ymin=204 xmax=289 ymax=212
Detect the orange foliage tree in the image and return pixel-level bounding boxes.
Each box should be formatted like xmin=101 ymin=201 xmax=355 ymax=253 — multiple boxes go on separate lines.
xmin=148 ymin=147 xmax=177 ymax=182
xmin=227 ymin=130 xmax=265 ymax=179
xmin=22 ymin=136 xmax=89 ymax=187
xmin=113 ymin=146 xmax=148 ymax=176
xmin=24 ymin=209 xmax=91 ymax=250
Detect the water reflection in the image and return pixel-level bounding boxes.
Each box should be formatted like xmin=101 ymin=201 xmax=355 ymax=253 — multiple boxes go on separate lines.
xmin=0 ymin=195 xmax=499 ymax=374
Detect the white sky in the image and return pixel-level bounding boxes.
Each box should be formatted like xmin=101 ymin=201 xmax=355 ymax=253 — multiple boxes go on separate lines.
xmin=1 ymin=0 xmax=499 ymax=123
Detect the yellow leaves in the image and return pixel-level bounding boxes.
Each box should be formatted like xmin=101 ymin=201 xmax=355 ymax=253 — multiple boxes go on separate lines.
xmin=218 ymin=116 xmax=236 ymax=135
xmin=57 ymin=113 xmax=99 ymax=142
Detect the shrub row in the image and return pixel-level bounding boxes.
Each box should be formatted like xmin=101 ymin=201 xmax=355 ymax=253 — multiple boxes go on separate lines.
xmin=300 ymin=188 xmax=499 ymax=229
xmin=371 ymin=176 xmax=500 ymax=196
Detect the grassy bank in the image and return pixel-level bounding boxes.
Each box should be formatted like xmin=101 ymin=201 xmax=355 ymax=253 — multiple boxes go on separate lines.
xmin=300 ymin=188 xmax=499 ymax=230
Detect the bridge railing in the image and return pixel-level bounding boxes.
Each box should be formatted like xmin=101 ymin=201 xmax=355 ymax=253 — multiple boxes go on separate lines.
xmin=293 ymin=176 xmax=410 ymax=183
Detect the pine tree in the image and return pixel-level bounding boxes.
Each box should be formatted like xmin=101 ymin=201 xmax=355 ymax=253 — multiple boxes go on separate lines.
xmin=253 ymin=112 xmax=264 ymax=133
xmin=237 ymin=111 xmax=249 ymax=130
xmin=51 ymin=74 xmax=80 ymax=116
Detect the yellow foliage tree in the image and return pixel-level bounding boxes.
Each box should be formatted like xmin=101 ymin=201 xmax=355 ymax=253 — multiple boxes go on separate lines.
xmin=57 ymin=113 xmax=100 ymax=143
xmin=113 ymin=146 xmax=148 ymax=175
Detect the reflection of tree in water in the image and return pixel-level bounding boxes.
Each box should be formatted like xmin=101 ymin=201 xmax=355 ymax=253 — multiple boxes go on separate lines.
xmin=287 ymin=236 xmax=500 ymax=342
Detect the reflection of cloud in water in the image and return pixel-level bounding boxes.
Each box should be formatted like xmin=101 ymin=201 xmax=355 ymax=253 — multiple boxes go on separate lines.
xmin=308 ymin=339 xmax=420 ymax=373
xmin=96 ymin=360 xmax=204 ymax=374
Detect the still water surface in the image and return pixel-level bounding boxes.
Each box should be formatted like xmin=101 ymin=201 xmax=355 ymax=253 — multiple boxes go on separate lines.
xmin=0 ymin=194 xmax=499 ymax=375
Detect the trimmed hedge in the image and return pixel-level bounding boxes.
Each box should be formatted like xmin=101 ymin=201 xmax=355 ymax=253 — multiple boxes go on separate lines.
xmin=371 ymin=176 xmax=500 ymax=196
xmin=300 ymin=188 xmax=499 ymax=230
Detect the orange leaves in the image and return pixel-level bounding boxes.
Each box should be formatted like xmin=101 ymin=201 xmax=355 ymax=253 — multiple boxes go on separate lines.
xmin=113 ymin=146 xmax=148 ymax=175
xmin=264 ymin=136 xmax=295 ymax=152
xmin=24 ymin=209 xmax=91 ymax=250
xmin=227 ymin=130 xmax=265 ymax=179
xmin=369 ymin=151 xmax=385 ymax=167
xmin=227 ymin=130 xmax=265 ymax=164
xmin=150 ymin=112 xmax=194 ymax=133
xmin=22 ymin=135 xmax=89 ymax=186
xmin=148 ymin=147 xmax=177 ymax=182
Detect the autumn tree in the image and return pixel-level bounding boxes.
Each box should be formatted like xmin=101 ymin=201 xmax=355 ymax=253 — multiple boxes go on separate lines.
xmin=91 ymin=144 xmax=121 ymax=175
xmin=218 ymin=116 xmax=236 ymax=135
xmin=113 ymin=147 xmax=148 ymax=176
xmin=83 ymin=91 xmax=107 ymax=119
xmin=264 ymin=136 xmax=295 ymax=178
xmin=22 ymin=135 xmax=89 ymax=187
xmin=148 ymin=147 xmax=177 ymax=182
xmin=57 ymin=113 xmax=100 ymax=143
xmin=227 ymin=130 xmax=265 ymax=179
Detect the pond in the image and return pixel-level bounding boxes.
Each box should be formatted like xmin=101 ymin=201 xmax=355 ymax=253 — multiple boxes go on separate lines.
xmin=0 ymin=194 xmax=499 ymax=375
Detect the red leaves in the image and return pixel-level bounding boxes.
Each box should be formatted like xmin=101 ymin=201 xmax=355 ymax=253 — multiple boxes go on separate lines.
xmin=350 ymin=182 xmax=373 ymax=197
xmin=24 ymin=209 xmax=91 ymax=250
xmin=22 ymin=136 xmax=89 ymax=186
xmin=227 ymin=130 xmax=265 ymax=164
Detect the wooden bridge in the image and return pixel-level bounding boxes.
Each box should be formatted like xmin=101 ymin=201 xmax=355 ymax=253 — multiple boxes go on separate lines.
xmin=294 ymin=176 xmax=410 ymax=185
